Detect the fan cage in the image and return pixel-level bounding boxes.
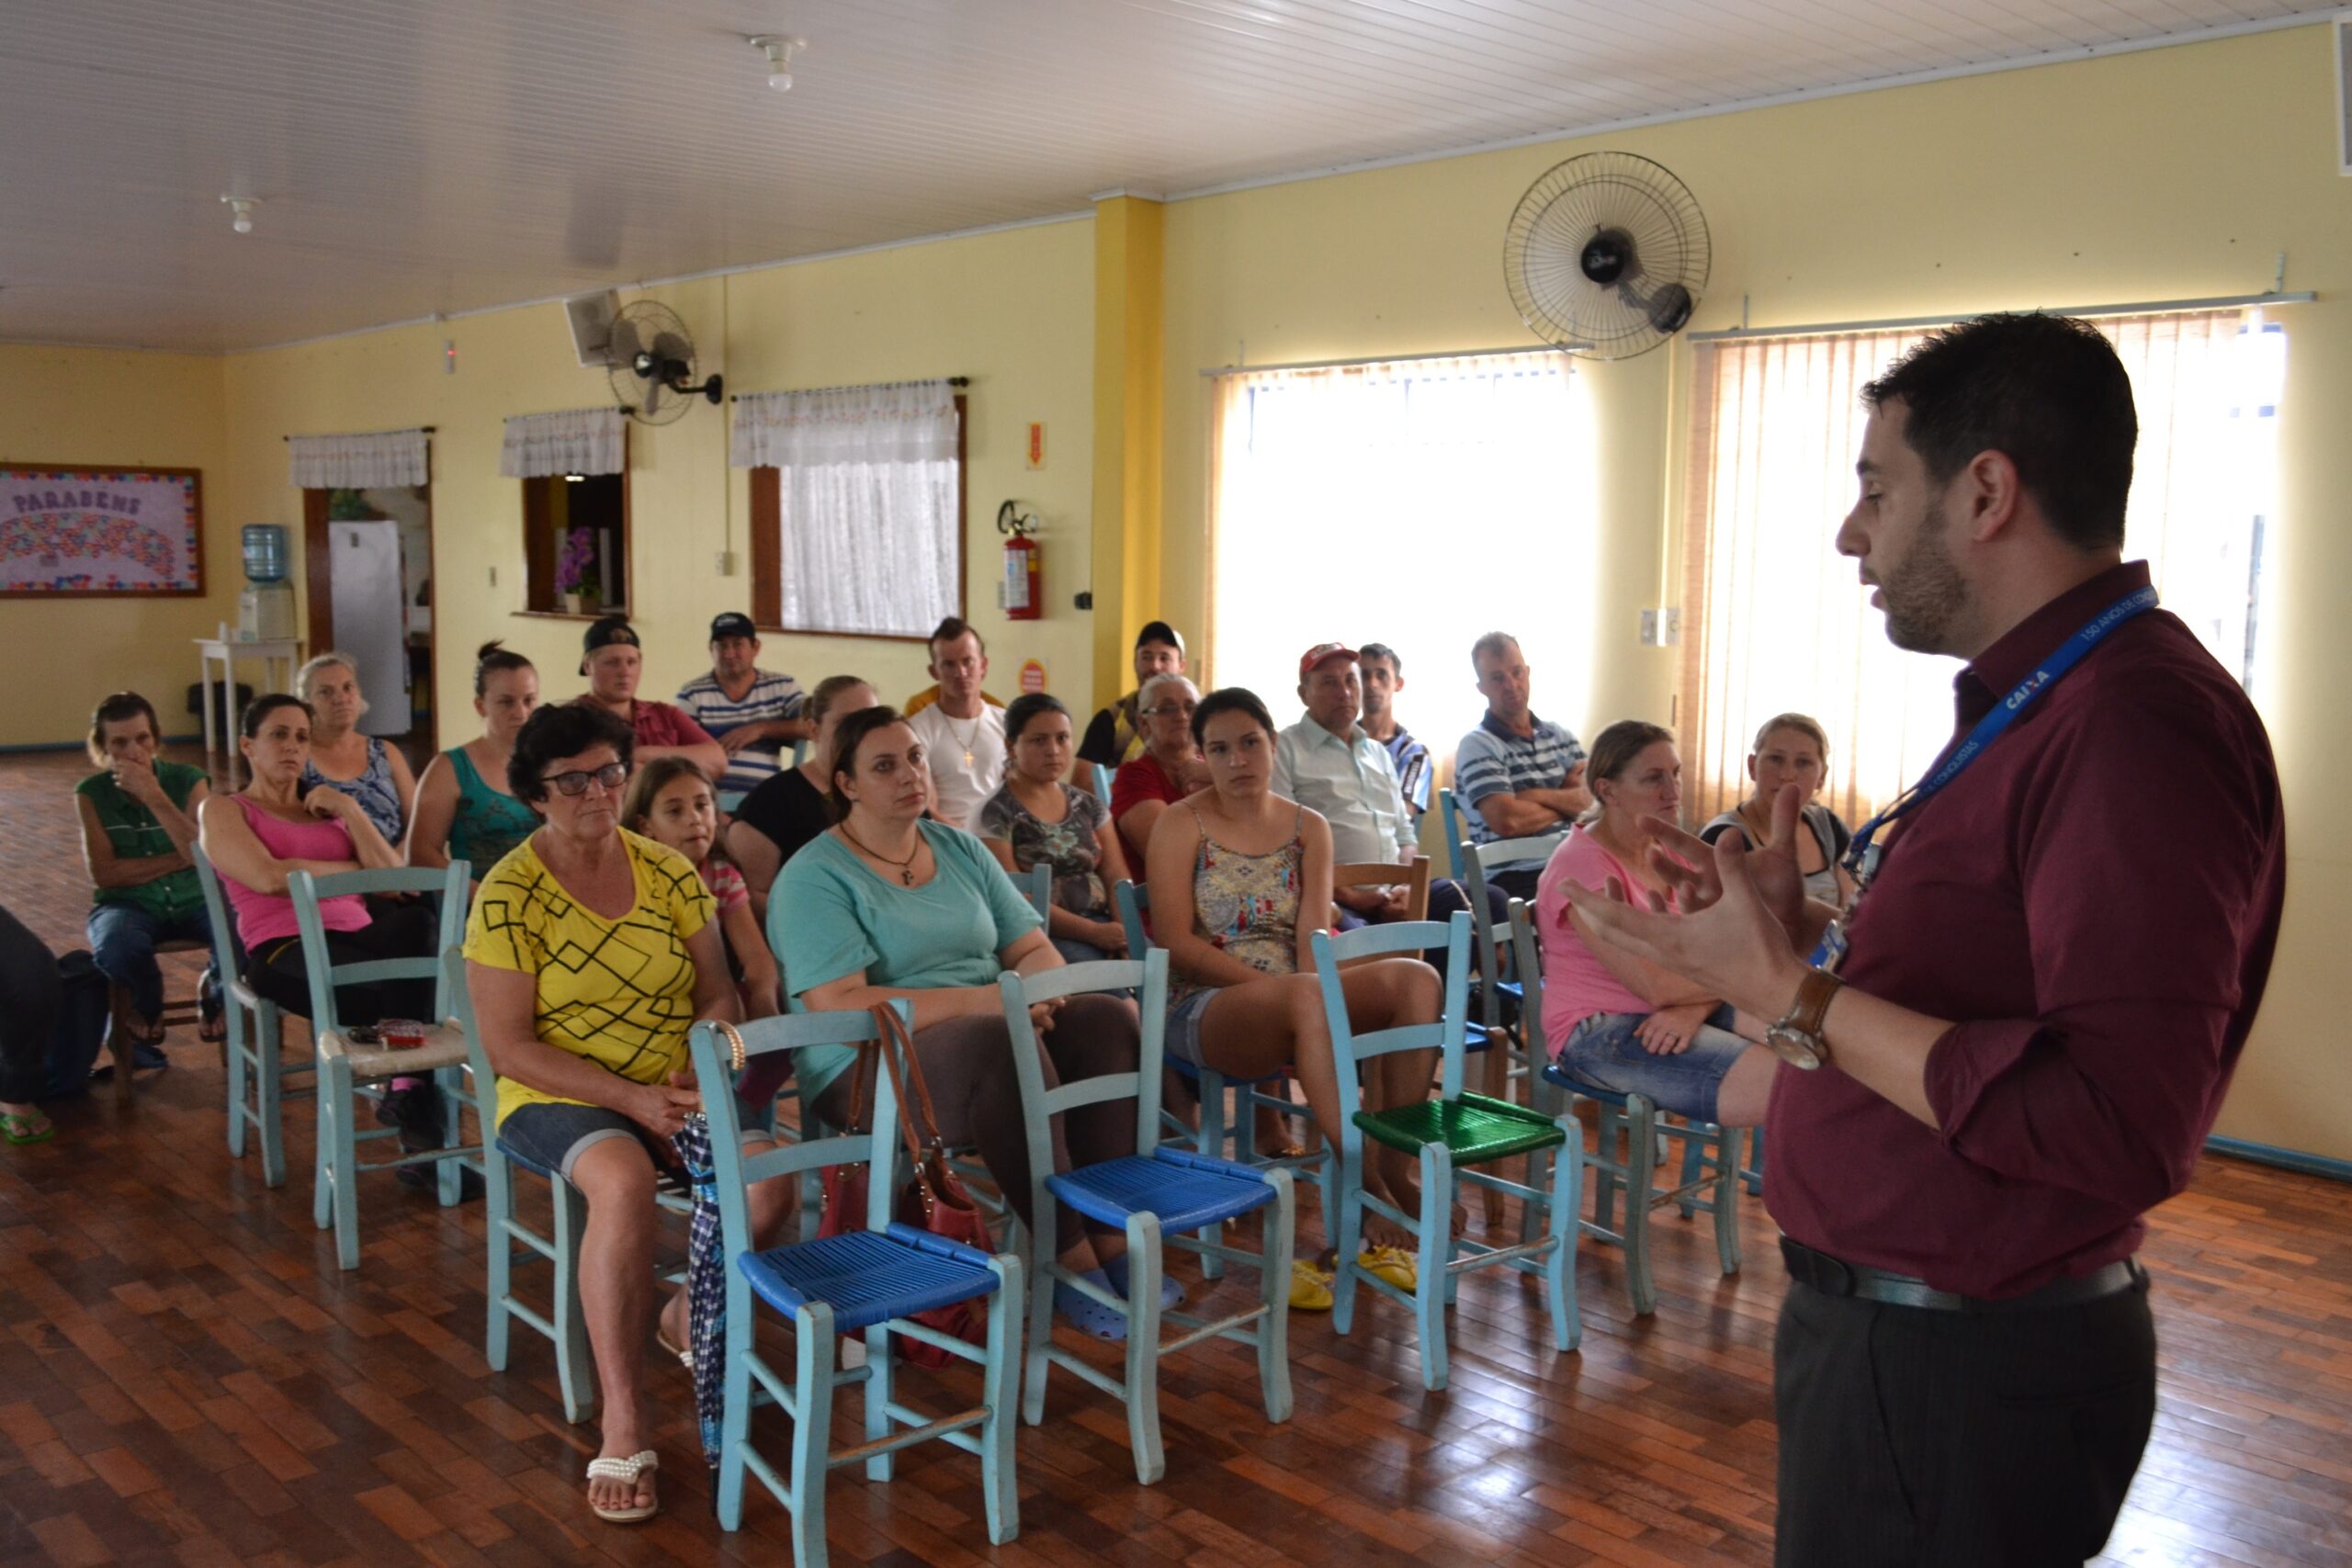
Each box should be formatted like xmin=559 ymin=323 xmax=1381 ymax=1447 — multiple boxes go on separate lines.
xmin=1505 ymin=152 xmax=1711 ymax=360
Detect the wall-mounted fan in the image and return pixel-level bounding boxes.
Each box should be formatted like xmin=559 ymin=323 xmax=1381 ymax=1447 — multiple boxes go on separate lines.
xmin=605 ymin=300 xmax=723 ymax=424
xmin=1504 ymin=152 xmax=1711 ymax=360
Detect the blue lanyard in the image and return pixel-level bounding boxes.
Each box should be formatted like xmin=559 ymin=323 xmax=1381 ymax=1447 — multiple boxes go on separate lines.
xmin=1815 ymin=583 xmax=2158 ymax=968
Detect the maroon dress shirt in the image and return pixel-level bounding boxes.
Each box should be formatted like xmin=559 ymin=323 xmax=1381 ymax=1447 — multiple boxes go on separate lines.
xmin=1766 ymin=560 xmax=2286 ymax=1298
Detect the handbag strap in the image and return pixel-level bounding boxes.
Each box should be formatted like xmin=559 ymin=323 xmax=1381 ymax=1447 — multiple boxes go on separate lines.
xmin=866 ymin=1002 xmax=975 ymax=1214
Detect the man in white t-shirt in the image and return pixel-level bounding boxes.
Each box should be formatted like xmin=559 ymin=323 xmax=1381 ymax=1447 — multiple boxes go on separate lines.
xmin=905 ymin=616 xmax=1006 ymax=830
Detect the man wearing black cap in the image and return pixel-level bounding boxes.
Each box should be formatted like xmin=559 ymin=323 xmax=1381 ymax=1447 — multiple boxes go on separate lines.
xmin=574 ymin=615 xmax=728 ymax=782
xmin=1076 ymin=620 xmax=1185 ymax=795
xmin=674 ymin=612 xmax=813 ymax=797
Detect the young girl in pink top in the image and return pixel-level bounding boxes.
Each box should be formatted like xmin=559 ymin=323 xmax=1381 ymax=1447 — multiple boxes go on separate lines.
xmin=622 ymin=757 xmax=782 ymax=1019
xmin=1535 ymin=721 xmax=1776 ymax=1128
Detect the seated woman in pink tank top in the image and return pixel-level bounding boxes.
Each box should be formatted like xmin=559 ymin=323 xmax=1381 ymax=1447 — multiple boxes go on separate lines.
xmin=196 ymin=694 xmax=438 ymax=1029
xmin=1534 ymin=722 xmax=1777 ymax=1129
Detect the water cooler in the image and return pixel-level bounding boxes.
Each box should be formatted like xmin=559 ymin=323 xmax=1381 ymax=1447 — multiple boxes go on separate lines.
xmin=238 ymin=524 xmax=297 ymax=640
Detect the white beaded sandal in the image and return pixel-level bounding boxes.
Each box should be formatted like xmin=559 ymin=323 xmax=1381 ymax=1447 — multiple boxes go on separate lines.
xmin=584 ymin=1449 xmax=660 ymax=1523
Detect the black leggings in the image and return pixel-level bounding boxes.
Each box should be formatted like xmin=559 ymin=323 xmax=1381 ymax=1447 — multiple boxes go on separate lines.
xmin=246 ymin=896 xmax=440 ymax=1025
xmin=0 ymin=903 xmax=60 ymax=1104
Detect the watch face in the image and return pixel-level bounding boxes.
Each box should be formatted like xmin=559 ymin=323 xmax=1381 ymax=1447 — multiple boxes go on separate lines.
xmin=1768 ymin=1028 xmax=1826 ymax=1070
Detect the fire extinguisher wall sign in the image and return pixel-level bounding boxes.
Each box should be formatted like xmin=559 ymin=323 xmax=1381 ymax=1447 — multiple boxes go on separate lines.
xmin=998 ymin=501 xmax=1043 ymax=621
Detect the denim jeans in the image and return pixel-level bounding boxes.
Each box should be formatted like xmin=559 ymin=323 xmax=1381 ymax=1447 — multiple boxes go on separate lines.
xmin=86 ymin=903 xmax=212 ymax=1027
xmin=1555 ymin=1004 xmax=1747 ymax=1123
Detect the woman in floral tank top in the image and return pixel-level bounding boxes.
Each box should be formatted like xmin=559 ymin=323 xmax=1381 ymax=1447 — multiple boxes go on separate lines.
xmin=1143 ymin=685 xmax=1446 ymax=1307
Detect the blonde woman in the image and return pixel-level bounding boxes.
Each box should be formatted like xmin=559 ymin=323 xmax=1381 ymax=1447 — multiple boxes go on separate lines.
xmin=1697 ymin=713 xmax=1857 ymax=908
xmin=298 ymin=652 xmax=416 ymax=847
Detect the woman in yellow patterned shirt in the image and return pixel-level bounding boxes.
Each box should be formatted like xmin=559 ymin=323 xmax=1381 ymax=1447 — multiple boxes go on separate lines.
xmin=463 ymin=705 xmax=790 ymax=1525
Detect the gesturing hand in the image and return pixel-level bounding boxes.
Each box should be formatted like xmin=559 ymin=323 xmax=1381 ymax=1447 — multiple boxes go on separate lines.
xmin=1559 ymin=827 xmax=1808 ymax=1022
xmin=1639 ymin=782 xmax=1811 ymax=941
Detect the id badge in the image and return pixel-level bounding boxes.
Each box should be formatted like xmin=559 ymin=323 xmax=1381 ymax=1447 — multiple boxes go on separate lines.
xmin=1810 ymin=920 xmax=1849 ymax=974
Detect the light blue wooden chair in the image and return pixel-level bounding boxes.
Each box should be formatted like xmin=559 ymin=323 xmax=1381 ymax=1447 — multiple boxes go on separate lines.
xmin=1507 ymin=898 xmax=1743 ymax=1317
xmin=1020 ymin=861 xmax=1052 ymax=924
xmin=1437 ymin=787 xmax=1468 ymax=882
xmin=999 ymin=952 xmax=1293 ymax=1484
xmin=688 ymin=1005 xmax=1023 ymax=1556
xmin=791 ymin=737 xmax=809 ymax=768
xmin=441 ymin=947 xmax=596 ymax=1423
xmin=718 ymin=789 xmax=748 ymax=815
xmin=1092 ymin=761 xmax=1114 ymax=802
xmin=287 ymin=863 xmax=481 ymax=1270
xmin=1458 ymin=830 xmax=1567 ymax=1234
xmin=1316 ymin=912 xmax=1578 ymax=1391
xmin=194 ymin=846 xmax=303 ymax=1187
xmin=1113 ymin=879 xmax=1336 ymax=1275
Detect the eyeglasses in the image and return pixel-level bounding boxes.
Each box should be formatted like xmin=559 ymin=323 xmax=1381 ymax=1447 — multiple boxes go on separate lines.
xmin=1143 ymin=701 xmax=1197 ymax=717
xmin=546 ymin=761 xmax=628 ymax=796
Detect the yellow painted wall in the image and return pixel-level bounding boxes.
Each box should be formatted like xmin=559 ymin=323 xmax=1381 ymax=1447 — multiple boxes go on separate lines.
xmin=1159 ymin=24 xmax=2352 ymax=1158
xmin=214 ymin=215 xmax=1097 ymax=745
xmin=0 ymin=345 xmax=235 ymax=745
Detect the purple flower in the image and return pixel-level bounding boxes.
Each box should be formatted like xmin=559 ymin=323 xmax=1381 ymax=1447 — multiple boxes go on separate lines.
xmin=556 ymin=526 xmax=595 ymax=593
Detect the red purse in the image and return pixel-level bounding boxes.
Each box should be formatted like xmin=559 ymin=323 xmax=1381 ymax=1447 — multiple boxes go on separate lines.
xmin=815 ymin=1003 xmax=993 ymax=1366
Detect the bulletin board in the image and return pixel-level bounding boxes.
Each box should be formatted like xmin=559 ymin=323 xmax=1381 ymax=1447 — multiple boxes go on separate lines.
xmin=0 ymin=463 xmax=205 ymax=596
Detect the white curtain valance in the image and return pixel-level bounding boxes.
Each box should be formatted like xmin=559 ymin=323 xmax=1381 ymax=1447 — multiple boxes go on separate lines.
xmin=287 ymin=428 xmax=430 ymax=490
xmin=499 ymin=407 xmax=625 ymax=479
xmin=729 ymin=378 xmax=959 ymax=468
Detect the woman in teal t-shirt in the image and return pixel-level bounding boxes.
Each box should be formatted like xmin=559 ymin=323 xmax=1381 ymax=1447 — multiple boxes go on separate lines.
xmin=73 ymin=693 xmax=213 ymax=1055
xmin=773 ymin=705 xmax=1148 ymax=1337
xmin=406 ymin=641 xmax=543 ymax=880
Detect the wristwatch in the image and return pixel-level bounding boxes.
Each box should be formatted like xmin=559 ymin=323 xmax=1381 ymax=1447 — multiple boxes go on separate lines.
xmin=1766 ymin=967 xmax=1843 ymax=1070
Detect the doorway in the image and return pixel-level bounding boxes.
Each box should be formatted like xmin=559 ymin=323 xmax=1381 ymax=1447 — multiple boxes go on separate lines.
xmin=302 ymin=483 xmax=435 ymax=770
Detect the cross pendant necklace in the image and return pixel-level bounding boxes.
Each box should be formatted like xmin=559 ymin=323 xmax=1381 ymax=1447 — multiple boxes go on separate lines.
xmin=840 ymin=824 xmax=921 ymax=885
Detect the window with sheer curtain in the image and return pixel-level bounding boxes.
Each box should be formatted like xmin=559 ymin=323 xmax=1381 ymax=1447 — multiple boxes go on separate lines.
xmin=1208 ymin=351 xmax=1599 ymax=758
xmin=733 ymin=379 xmax=965 ymax=639
xmin=1678 ymin=310 xmax=2282 ymax=829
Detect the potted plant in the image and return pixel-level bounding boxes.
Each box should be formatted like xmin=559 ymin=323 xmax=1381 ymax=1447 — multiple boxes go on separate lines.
xmin=556 ymin=526 xmax=595 ymax=615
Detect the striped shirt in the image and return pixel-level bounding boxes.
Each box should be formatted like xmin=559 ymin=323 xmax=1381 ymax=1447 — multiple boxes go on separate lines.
xmin=1453 ymin=709 xmax=1587 ymax=862
xmin=1380 ymin=726 xmax=1432 ymax=816
xmin=674 ymin=669 xmax=806 ymax=794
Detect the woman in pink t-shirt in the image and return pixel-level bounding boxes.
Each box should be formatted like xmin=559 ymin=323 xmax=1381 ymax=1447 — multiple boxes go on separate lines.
xmin=1534 ymin=722 xmax=1776 ymax=1127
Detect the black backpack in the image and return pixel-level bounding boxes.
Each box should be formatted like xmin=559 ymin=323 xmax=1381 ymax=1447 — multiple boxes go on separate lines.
xmin=43 ymin=950 xmax=111 ymax=1100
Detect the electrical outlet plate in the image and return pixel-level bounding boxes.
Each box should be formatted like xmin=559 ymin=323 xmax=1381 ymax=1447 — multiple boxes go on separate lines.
xmin=1639 ymin=606 xmax=1682 ymax=647
xmin=714 ymin=549 xmax=736 ymax=576
xmin=1639 ymin=608 xmax=1659 ymax=646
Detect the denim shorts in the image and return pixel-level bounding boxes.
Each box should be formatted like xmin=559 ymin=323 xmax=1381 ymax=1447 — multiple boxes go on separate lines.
xmin=499 ymin=1099 xmax=774 ymax=1184
xmin=1553 ymin=1005 xmax=1748 ymax=1124
xmin=1163 ymin=988 xmax=1218 ymax=1069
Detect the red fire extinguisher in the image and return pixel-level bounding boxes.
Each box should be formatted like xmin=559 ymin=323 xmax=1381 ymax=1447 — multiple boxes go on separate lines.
xmin=998 ymin=501 xmax=1042 ymax=621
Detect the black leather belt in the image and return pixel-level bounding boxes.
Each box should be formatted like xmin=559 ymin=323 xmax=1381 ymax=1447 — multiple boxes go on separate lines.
xmin=1781 ymin=1237 xmax=2145 ymax=1314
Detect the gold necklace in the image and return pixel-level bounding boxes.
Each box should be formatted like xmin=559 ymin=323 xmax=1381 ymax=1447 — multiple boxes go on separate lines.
xmin=840 ymin=823 xmax=922 ymax=886
xmin=944 ymin=710 xmax=980 ymax=769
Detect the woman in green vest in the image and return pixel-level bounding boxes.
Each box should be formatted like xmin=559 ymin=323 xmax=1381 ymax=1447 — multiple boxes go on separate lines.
xmin=74 ymin=693 xmax=212 ymax=1063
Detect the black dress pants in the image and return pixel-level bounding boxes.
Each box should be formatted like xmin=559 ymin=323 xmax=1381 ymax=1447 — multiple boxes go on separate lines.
xmin=1774 ymin=1272 xmax=2156 ymax=1567
xmin=246 ymin=896 xmax=440 ymax=1025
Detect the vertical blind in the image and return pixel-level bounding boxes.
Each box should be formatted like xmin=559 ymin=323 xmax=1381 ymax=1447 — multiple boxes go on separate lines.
xmin=1679 ymin=310 xmax=2273 ymax=828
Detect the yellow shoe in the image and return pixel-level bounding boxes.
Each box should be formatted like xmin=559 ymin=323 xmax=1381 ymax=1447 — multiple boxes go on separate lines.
xmin=1289 ymin=1259 xmax=1335 ymax=1312
xmin=1357 ymin=1246 xmax=1419 ymax=1292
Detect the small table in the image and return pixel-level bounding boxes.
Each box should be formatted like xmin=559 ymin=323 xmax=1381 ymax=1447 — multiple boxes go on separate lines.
xmin=196 ymin=624 xmax=301 ymax=786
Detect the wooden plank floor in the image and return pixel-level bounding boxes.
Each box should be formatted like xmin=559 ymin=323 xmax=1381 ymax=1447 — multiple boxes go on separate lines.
xmin=3 ymin=744 xmax=2347 ymax=1567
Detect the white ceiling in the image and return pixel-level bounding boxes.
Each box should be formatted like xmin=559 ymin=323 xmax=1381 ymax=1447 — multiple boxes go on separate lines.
xmin=0 ymin=0 xmax=2326 ymax=353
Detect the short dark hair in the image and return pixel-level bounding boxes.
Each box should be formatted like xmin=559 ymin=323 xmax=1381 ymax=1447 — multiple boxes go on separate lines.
xmin=827 ymin=704 xmax=911 ymax=818
xmin=928 ymin=616 xmax=985 ymax=659
xmin=1003 ymin=692 xmax=1070 ymax=745
xmin=509 ymin=703 xmax=635 ymax=802
xmin=1359 ymin=642 xmax=1402 ymax=675
xmin=240 ymin=693 xmax=312 ymax=739
xmin=1861 ymin=312 xmax=2137 ymax=552
xmin=474 ymin=639 xmax=534 ymax=697
xmin=1191 ymin=686 xmax=1276 ymax=749
xmin=87 ymin=691 xmax=163 ymax=765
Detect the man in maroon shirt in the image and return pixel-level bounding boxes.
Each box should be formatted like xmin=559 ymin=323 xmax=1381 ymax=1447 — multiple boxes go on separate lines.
xmin=573 ymin=615 xmax=728 ymax=784
xmin=1566 ymin=313 xmax=2285 ymax=1566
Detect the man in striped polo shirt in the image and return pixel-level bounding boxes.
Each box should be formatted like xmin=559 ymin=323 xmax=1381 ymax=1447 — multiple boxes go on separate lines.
xmin=1453 ymin=630 xmax=1590 ymax=900
xmin=674 ymin=612 xmax=814 ymax=797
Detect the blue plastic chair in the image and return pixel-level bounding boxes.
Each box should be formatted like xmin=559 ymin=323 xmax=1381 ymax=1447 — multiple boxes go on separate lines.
xmin=441 ymin=947 xmax=596 ymax=1423
xmin=1505 ymin=899 xmax=1743 ymax=1317
xmin=288 ymin=863 xmax=481 ymax=1270
xmin=1113 ymin=879 xmax=1337 ymax=1275
xmin=999 ymin=952 xmax=1293 ymax=1484
xmin=688 ymin=1005 xmax=1023 ymax=1556
xmin=1316 ymin=912 xmax=1579 ymax=1391
xmin=194 ymin=846 xmax=302 ymax=1187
